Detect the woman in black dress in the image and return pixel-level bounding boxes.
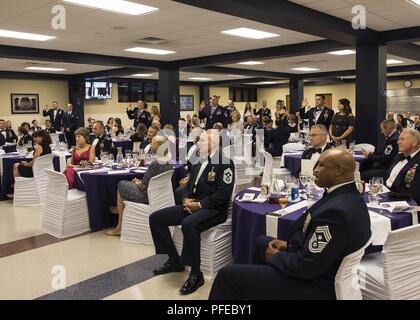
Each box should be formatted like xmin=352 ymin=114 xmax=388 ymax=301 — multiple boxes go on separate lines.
xmin=112 ymin=117 xmax=124 ymax=136
xmin=329 ymin=98 xmax=355 ymax=147
xmin=104 ymin=117 xmax=114 ymax=135
xmin=13 ymin=130 xmax=52 ymax=178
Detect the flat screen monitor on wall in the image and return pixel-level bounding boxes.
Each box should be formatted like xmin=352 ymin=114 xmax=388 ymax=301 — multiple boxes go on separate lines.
xmin=180 ymin=95 xmax=194 ymax=111
xmin=85 ymin=82 xmax=113 ymax=100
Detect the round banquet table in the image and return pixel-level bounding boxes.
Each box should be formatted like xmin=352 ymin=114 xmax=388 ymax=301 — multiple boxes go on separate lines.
xmin=0 ymin=154 xmax=69 ymax=200
xmin=74 ymin=163 xmax=187 ymax=231
xmin=232 ymin=189 xmax=419 ymax=264
xmin=284 ymin=150 xmax=367 ymax=177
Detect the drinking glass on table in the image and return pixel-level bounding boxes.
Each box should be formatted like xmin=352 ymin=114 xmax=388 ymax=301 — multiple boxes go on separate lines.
xmin=349 ymin=142 xmax=355 ymax=154
xmin=278 ymin=182 xmax=290 ymax=215
xmin=107 ymin=154 xmax=114 ymax=167
xmin=369 ymin=177 xmax=383 ymax=204
xmin=299 ymin=173 xmax=311 ymax=197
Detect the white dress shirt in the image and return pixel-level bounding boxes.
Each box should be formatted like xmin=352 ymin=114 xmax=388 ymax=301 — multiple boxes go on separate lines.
xmin=386 ymin=149 xmax=420 ymax=188
xmin=310 ymin=143 xmax=328 ymax=163
xmin=314 ymin=108 xmax=323 ymax=123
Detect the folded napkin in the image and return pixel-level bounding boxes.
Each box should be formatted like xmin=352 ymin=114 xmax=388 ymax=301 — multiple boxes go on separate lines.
xmin=266 ymin=200 xmax=311 ymax=238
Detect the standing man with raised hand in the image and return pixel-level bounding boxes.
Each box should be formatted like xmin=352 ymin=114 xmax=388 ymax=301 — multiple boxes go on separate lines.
xmin=199 ymin=95 xmax=230 ymax=130
xmin=126 ymin=100 xmax=151 ymax=130
xmin=256 ymin=100 xmax=272 ymax=121
xmin=43 ymin=101 xmax=64 ymax=132
xmin=297 ymin=95 xmax=334 ymax=129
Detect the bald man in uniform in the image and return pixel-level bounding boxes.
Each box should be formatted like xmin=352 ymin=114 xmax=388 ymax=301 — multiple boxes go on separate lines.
xmin=209 ymin=149 xmax=371 ymax=300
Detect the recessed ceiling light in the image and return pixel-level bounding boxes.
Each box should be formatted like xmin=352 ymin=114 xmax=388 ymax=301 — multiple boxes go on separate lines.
xmin=131 ymin=73 xmax=153 ymax=77
xmin=188 ymin=77 xmax=213 ymax=81
xmin=125 ymin=47 xmax=175 ymax=55
xmin=387 ymin=59 xmax=404 ymax=65
xmin=25 ymin=67 xmax=66 ymax=72
xmin=221 ymin=27 xmax=279 ymax=39
xmin=292 ymin=67 xmax=320 ymax=72
xmin=328 ymin=50 xmax=356 ymax=56
xmin=251 ymin=81 xmax=281 ymax=85
xmin=238 ymin=61 xmax=264 ymax=65
xmin=0 ymin=29 xmax=55 ymax=41
xmin=63 ymin=0 xmax=158 ymax=16
xmin=407 ymin=0 xmax=420 ymax=8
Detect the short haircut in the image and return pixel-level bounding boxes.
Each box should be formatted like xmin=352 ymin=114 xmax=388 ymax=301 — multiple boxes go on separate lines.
xmin=74 ymin=127 xmax=90 ymax=143
xmin=179 ymin=118 xmax=186 ymax=121
xmin=311 ymin=124 xmax=328 ymax=135
xmin=403 ymin=128 xmax=420 ymax=146
xmin=381 ymin=119 xmax=397 ymax=130
xmin=213 ymin=122 xmax=224 ymax=130
xmin=266 ymin=119 xmax=274 ymax=124
xmin=0 ymin=119 xmax=5 ymax=122
xmin=95 ymin=120 xmax=104 ymax=128
xmin=316 ymin=94 xmax=326 ymax=100
xmin=149 ymin=125 xmax=160 ymax=132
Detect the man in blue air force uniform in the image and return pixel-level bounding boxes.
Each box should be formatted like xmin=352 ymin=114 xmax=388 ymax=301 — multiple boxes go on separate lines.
xmin=199 ymin=95 xmax=230 ymax=130
xmin=209 ymin=148 xmax=371 ymax=300
xmin=150 ymin=129 xmax=235 ymax=295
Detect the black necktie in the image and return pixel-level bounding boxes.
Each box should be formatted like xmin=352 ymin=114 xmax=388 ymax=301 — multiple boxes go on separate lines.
xmin=399 ymin=153 xmax=411 ymax=161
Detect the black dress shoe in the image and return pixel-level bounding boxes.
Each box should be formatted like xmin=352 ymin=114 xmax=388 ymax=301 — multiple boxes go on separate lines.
xmin=179 ymin=273 xmax=204 ymax=295
xmin=153 ymin=261 xmax=185 ymax=275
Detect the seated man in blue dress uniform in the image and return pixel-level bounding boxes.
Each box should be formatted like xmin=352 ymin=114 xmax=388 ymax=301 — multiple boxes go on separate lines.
xmin=209 ymin=148 xmax=371 ymax=300
xmin=149 ymin=129 xmax=235 ymax=295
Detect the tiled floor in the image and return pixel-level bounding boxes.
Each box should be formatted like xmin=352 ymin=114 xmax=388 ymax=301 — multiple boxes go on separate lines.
xmin=0 ymin=201 xmax=211 ymax=300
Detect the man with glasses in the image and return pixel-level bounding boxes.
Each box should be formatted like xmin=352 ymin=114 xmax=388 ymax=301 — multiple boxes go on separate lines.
xmin=302 ymin=125 xmax=332 ymax=162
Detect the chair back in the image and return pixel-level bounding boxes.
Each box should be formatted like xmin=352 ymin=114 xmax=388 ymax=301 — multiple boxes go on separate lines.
xmin=282 ymin=143 xmax=305 ymax=153
xmin=223 ymin=145 xmax=234 ymax=160
xmin=33 ymin=153 xmax=55 ymax=204
xmin=44 ymin=169 xmax=68 ymax=212
xmin=50 ymin=133 xmax=60 ymax=143
xmin=335 ymin=236 xmax=372 ymax=300
xmin=382 ymin=224 xmax=420 ymax=299
xmin=262 ymin=151 xmax=273 ymax=186
xmin=147 ymin=170 xmax=175 ymax=212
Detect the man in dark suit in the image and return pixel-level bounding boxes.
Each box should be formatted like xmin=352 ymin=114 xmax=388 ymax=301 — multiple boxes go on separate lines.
xmin=265 ymin=119 xmax=290 ymax=157
xmin=140 ymin=125 xmax=159 ymax=154
xmin=209 ymin=148 xmax=371 ymax=300
xmin=0 ymin=126 xmax=5 ymax=147
xmin=149 ymin=130 xmax=235 ymax=295
xmin=126 ymin=100 xmax=151 ymax=129
xmin=256 ymin=100 xmax=272 ymax=121
xmin=0 ymin=119 xmax=17 ymax=143
xmin=43 ymin=101 xmax=64 ymax=132
xmin=385 ymin=128 xmax=420 ymax=204
xmin=297 ymin=95 xmax=334 ymax=129
xmin=361 ymin=120 xmax=399 ymax=181
xmin=199 ymin=95 xmax=230 ymax=130
xmin=415 ymin=115 xmax=420 ymax=132
xmin=244 ymin=115 xmax=262 ymax=157
xmin=302 ymin=125 xmax=333 ymax=161
xmin=90 ymin=121 xmax=114 ymax=160
xmin=61 ymin=103 xmax=78 ymax=147
xmin=5 ymin=121 xmax=18 ymax=143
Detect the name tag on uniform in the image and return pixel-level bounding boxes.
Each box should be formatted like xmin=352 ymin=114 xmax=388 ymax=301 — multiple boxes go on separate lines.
xmin=208 ymin=168 xmax=216 ymax=182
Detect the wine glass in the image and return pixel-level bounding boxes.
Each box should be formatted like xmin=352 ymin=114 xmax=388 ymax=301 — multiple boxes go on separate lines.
xmin=349 ymin=142 xmax=355 ymax=154
xmin=107 ymin=154 xmax=114 ymax=167
xmin=299 ymin=173 xmax=311 ymax=197
xmin=369 ymin=177 xmax=383 ymax=204
xmin=278 ymin=182 xmax=290 ymax=215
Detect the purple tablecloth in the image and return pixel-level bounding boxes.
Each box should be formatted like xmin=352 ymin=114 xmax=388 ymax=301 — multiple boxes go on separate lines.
xmin=284 ymin=151 xmax=367 ymax=177
xmin=3 ymin=145 xmax=17 ymax=153
xmin=74 ymin=164 xmax=187 ymax=231
xmin=0 ymin=155 xmax=64 ymax=200
xmin=232 ymin=189 xmax=419 ymax=264
xmin=113 ymin=140 xmax=133 ymax=156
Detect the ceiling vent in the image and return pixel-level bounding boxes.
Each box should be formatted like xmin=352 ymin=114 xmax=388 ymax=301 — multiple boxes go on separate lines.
xmin=137 ymin=37 xmax=169 ymax=45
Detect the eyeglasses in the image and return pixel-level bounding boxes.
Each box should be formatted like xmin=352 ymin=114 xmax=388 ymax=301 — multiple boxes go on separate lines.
xmin=308 ymin=133 xmax=324 ymax=137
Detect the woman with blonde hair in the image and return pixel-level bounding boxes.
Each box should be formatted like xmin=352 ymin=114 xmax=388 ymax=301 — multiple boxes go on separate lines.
xmin=107 ymin=136 xmax=173 ymax=236
xmin=150 ymin=105 xmax=161 ymax=124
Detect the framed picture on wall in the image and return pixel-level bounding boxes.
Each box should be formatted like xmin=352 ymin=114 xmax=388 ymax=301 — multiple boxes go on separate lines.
xmin=180 ymin=95 xmax=194 ymax=111
xmin=11 ymin=94 xmax=40 ymax=114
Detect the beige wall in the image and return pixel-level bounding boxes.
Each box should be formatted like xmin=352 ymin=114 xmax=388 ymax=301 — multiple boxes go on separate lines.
xmin=84 ymin=84 xmax=200 ymax=128
xmin=1 ymin=78 xmax=418 ymax=130
xmin=0 ymin=79 xmax=68 ymax=129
